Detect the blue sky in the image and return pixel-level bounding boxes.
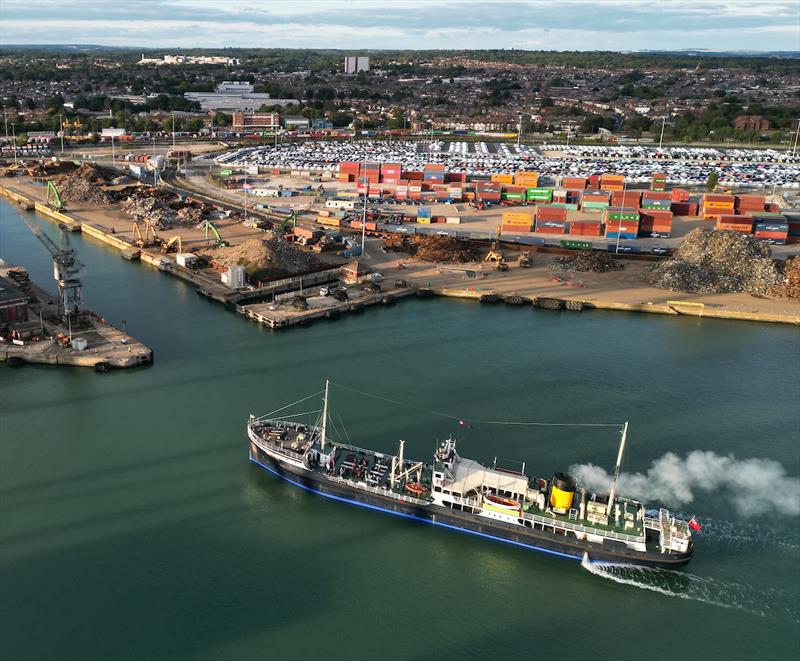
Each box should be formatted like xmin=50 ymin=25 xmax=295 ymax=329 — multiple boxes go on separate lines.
xmin=1 ymin=0 xmax=798 ymax=51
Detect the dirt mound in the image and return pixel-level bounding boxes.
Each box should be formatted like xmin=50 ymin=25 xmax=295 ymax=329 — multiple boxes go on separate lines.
xmin=772 ymin=256 xmax=800 ymax=301
xmin=206 ymin=236 xmax=320 ymax=279
xmin=409 ymin=235 xmax=483 ymax=263
xmin=553 ymin=251 xmax=622 ymax=273
xmin=646 ymin=228 xmax=781 ymax=297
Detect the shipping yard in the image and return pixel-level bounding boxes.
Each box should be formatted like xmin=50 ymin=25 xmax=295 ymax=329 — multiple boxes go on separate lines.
xmin=2 ymin=144 xmax=799 ymax=330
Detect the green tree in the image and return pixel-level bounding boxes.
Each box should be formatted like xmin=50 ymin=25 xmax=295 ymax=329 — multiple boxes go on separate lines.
xmin=706 ymin=171 xmax=719 ymax=191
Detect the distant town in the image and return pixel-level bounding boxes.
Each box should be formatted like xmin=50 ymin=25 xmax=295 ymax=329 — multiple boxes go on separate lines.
xmin=0 ymin=48 xmax=798 ymax=153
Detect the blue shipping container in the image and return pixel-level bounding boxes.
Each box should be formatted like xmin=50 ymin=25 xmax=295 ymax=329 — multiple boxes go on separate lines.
xmin=606 ymin=232 xmax=638 ymax=240
xmin=607 ymin=244 xmax=640 ymax=253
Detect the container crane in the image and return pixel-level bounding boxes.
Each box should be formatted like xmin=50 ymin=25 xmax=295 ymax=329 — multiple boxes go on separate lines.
xmin=21 ymin=216 xmax=83 ymax=321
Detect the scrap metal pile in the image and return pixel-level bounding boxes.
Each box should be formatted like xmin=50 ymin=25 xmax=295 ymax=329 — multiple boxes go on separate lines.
xmin=206 ymin=236 xmax=320 ymax=279
xmin=552 ymin=251 xmax=623 ymax=273
xmin=55 ymin=164 xmax=117 ymax=204
xmin=772 ymin=256 xmax=800 ymax=301
xmin=122 ymin=196 xmax=176 ymax=230
xmin=409 ymin=235 xmax=483 ymax=263
xmin=646 ymin=228 xmax=781 ymax=297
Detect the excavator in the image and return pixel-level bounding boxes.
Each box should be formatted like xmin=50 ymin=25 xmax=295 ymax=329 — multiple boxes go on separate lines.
xmin=161 ymin=235 xmax=182 ymax=254
xmin=202 ymin=220 xmax=230 ymax=248
xmin=484 ymin=225 xmax=508 ymax=271
xmin=46 ymin=181 xmax=64 ymax=210
xmin=132 ymin=219 xmax=161 ymax=248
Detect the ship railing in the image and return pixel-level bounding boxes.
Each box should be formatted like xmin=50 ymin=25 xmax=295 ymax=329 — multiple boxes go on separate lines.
xmin=446 ymin=492 xmax=642 ymax=543
xmin=327 ymin=476 xmax=429 ymax=507
xmin=251 ymin=435 xmax=308 ymax=463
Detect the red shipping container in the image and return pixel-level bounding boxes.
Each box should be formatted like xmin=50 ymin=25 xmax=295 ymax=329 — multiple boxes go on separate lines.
xmin=641 ymin=191 xmax=671 ymax=201
xmin=611 ymin=191 xmax=642 ymax=206
xmin=536 ymin=207 xmax=568 ymax=221
xmin=536 ymin=226 xmax=567 ymax=234
xmin=502 ymin=224 xmax=533 ymax=233
xmin=570 ymin=222 xmax=602 ymax=236
xmin=403 ymin=171 xmax=424 ymax=180
xmin=587 ymin=175 xmax=601 ymax=190
xmin=562 ymin=177 xmax=587 ymax=189
xmin=753 ymin=231 xmax=787 ymax=239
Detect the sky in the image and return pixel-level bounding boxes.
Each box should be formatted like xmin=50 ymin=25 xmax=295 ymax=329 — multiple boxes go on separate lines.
xmin=1 ymin=0 xmax=798 ymax=52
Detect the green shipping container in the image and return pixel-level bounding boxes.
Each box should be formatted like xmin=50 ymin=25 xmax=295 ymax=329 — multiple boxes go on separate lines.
xmin=219 ymin=169 xmax=232 ymax=176
xmin=502 ymin=193 xmax=526 ymax=201
xmin=560 ymin=240 xmax=593 ymax=250
xmin=605 ymin=212 xmax=639 ymax=222
xmin=550 ymin=203 xmax=579 ymax=211
xmin=582 ymin=201 xmax=609 ymax=209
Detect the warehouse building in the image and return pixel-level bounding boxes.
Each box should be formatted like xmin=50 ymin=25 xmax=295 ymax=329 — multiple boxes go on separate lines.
xmin=185 ymin=81 xmax=297 ymax=111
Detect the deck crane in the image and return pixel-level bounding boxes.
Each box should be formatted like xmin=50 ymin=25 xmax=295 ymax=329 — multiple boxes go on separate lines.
xmin=21 ymin=217 xmax=83 ymax=321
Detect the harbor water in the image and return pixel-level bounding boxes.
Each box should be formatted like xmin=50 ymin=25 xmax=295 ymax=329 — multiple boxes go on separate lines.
xmin=1 ymin=200 xmax=799 ymax=661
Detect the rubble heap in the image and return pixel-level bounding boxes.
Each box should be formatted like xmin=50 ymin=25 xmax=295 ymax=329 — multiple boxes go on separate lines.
xmin=646 ymin=228 xmax=781 ymax=297
xmin=206 ymin=236 xmax=320 ymax=279
xmin=122 ymin=196 xmax=176 ymax=230
xmin=55 ymin=164 xmax=117 ymax=205
xmin=176 ymin=206 xmax=205 ymax=225
xmin=552 ymin=251 xmax=623 ymax=273
xmin=772 ymin=256 xmax=800 ymax=301
xmin=409 ymin=235 xmax=483 ymax=263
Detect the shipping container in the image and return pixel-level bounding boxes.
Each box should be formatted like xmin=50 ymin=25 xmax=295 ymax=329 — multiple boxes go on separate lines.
xmin=560 ymin=240 xmax=592 ymax=250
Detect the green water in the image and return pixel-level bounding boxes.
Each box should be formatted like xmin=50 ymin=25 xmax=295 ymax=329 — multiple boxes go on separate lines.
xmin=1 ymin=201 xmax=799 ymax=661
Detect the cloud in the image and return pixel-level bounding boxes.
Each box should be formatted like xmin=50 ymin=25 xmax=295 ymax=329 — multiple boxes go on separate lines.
xmin=1 ymin=0 xmax=798 ymax=50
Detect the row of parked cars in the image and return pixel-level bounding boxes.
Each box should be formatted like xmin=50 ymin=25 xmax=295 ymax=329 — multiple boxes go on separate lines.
xmin=213 ymin=140 xmax=800 ymax=188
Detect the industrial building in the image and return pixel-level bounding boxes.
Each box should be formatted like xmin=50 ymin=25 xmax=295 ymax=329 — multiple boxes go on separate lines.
xmin=232 ymin=112 xmax=280 ymax=131
xmin=185 ymin=81 xmax=297 ymax=111
xmin=138 ymin=54 xmax=240 ymax=66
xmin=344 ymin=56 xmax=370 ymax=74
xmin=282 ymin=116 xmax=310 ymax=130
xmin=0 ymin=276 xmax=29 ymax=325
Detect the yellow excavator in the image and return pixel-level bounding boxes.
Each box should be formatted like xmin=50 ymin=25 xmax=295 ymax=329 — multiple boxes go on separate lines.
xmin=484 ymin=225 xmax=508 ymax=270
xmin=161 ymin=235 xmax=182 ymax=254
xmin=132 ymin=219 xmax=161 ymax=248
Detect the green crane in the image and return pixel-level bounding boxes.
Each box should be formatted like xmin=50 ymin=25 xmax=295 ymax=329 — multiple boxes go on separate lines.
xmin=46 ymin=181 xmax=64 ymax=210
xmin=203 ymin=220 xmax=230 ymax=248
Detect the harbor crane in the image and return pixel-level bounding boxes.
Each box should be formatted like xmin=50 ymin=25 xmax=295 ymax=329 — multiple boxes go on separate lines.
xmin=21 ymin=217 xmax=83 ymax=321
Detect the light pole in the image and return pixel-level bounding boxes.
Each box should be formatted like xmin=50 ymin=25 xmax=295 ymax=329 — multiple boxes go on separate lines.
xmin=517 ymin=113 xmax=523 ymax=148
xmin=11 ymin=123 xmax=17 ymax=164
xmin=658 ymin=115 xmax=667 ymax=150
xmin=59 ymin=113 xmax=64 ymax=154
xmin=614 ymin=180 xmax=627 ymax=255
xmin=792 ymin=118 xmax=800 ymax=158
xmin=111 ymin=135 xmax=116 ymax=167
xmin=172 ymin=113 xmax=176 ymax=151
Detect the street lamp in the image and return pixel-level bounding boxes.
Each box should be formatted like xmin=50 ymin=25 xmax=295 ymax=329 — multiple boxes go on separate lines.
xmin=658 ymin=115 xmax=667 ymax=150
xmin=11 ymin=123 xmax=17 ymax=164
xmin=517 ymin=113 xmax=523 ymax=148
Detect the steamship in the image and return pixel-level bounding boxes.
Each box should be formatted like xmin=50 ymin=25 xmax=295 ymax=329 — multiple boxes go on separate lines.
xmin=248 ymin=382 xmax=694 ymax=568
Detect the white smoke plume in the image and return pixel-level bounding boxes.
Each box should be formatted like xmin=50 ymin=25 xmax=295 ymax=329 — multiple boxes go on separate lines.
xmin=569 ymin=451 xmax=800 ymax=517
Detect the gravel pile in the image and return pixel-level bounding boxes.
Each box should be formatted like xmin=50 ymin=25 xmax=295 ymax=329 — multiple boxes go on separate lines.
xmin=122 ymin=196 xmax=176 ymax=230
xmin=552 ymin=251 xmax=622 ymax=273
xmin=409 ymin=235 xmax=483 ymax=263
xmin=646 ymin=228 xmax=781 ymax=297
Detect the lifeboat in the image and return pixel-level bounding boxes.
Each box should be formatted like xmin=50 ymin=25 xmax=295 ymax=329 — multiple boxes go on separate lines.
xmin=484 ymin=493 xmax=520 ymax=509
xmin=405 ymin=482 xmax=428 ymax=495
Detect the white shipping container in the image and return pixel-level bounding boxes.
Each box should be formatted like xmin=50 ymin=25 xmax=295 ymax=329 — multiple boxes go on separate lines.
xmin=445 ymin=217 xmax=461 ymax=224
xmin=71 ymin=337 xmax=88 ymax=351
xmin=176 ymin=253 xmax=199 ymax=268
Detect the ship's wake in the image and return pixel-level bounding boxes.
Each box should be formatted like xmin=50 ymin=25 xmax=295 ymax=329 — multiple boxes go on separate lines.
xmin=581 ymin=555 xmax=799 ymax=622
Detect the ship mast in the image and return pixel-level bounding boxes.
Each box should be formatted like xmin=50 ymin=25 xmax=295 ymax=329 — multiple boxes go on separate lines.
xmin=321 ymin=379 xmax=330 ymax=451
xmin=606 ymin=421 xmax=628 ymax=516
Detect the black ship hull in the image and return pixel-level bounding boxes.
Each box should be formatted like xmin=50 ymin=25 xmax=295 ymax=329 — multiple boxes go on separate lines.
xmin=249 ymin=445 xmax=692 ymax=569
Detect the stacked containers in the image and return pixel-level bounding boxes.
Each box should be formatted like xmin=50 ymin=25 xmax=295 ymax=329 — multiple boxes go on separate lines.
xmin=475 ymin=181 xmax=502 ymax=204
xmin=491 ymin=173 xmax=514 ymax=185
xmin=751 ymin=213 xmax=789 ymax=244
xmin=526 ymin=187 xmax=553 ymax=204
xmin=671 ymin=201 xmax=699 ymax=216
xmin=611 ymin=190 xmax=642 ymax=208
xmin=641 ymin=191 xmax=672 ymax=210
xmin=536 ymin=206 xmax=568 ymax=234
xmin=784 ymin=212 xmax=800 ymax=244
xmin=514 ymin=171 xmax=539 ymax=187
xmin=671 ymin=188 xmax=690 ymax=203
xmin=423 ymin=164 xmax=445 ymax=185
xmin=502 ymin=210 xmax=534 ymax=233
xmin=448 ymin=184 xmax=463 ymax=201
xmin=339 ymin=161 xmax=361 ymax=182
xmin=587 ymin=175 xmax=601 ymax=190
xmin=600 ymin=174 xmax=625 ymax=191
xmin=562 ymin=176 xmax=587 ymax=190
xmin=380 ymin=163 xmax=401 ymax=184
xmin=604 ymin=207 xmax=639 ymax=239
xmin=570 ymin=221 xmax=603 ymax=237
xmin=651 ymin=173 xmax=667 ymax=191
xmin=395 ymin=181 xmax=408 ymax=201
xmin=445 ymin=172 xmax=467 ymax=184
xmin=581 ymin=191 xmax=610 ymax=211
xmin=501 ymin=185 xmax=527 ymax=203
xmin=715 ymin=214 xmax=753 ymax=233
xmin=639 ymin=210 xmax=673 ymax=238
xmin=735 ymin=194 xmax=766 ymax=215
xmin=701 ymin=194 xmax=735 ymax=221
xmin=417 ymin=206 xmax=432 ymax=224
